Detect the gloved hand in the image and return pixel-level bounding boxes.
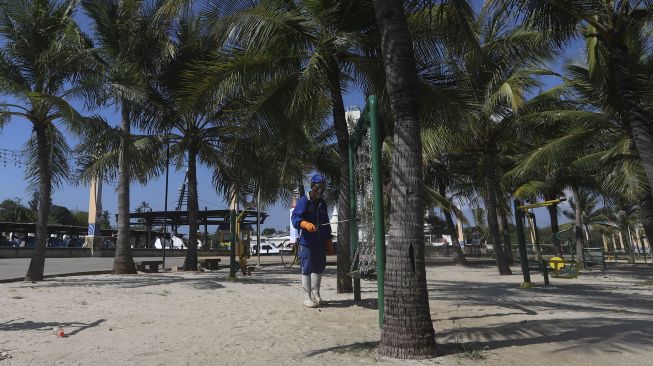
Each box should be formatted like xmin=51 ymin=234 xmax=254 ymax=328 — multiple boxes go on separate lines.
xmin=326 ymin=239 xmax=334 ymax=255
xmin=300 ymin=221 xmax=317 ymax=232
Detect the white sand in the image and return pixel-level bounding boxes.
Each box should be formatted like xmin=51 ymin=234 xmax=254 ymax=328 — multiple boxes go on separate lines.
xmin=1 ymin=263 xmax=652 ymax=366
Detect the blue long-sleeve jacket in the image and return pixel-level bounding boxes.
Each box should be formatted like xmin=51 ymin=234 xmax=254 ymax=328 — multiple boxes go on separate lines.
xmin=291 ymin=196 xmax=333 ymax=248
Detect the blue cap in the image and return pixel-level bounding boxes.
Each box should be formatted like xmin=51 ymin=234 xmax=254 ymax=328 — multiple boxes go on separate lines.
xmin=311 ymin=174 xmax=326 ymax=184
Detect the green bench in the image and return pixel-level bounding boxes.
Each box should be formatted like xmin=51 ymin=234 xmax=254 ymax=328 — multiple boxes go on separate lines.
xmin=582 ymin=248 xmax=606 ymax=270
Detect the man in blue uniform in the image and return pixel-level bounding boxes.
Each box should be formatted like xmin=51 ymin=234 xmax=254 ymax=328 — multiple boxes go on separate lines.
xmin=291 ymin=174 xmax=333 ymax=307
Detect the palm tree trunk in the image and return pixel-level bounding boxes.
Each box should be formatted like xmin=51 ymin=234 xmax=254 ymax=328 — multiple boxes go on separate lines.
xmin=25 ymin=124 xmax=52 ymax=281
xmin=584 ymin=225 xmax=591 ymax=243
xmin=608 ymin=44 xmax=653 ymax=199
xmin=482 ymin=148 xmax=511 ymax=275
xmin=545 ymin=193 xmax=561 ymax=256
xmin=601 ymin=233 xmax=609 ymax=253
xmin=326 ymin=58 xmax=352 ymax=293
xmin=114 ymin=101 xmax=137 ymax=274
xmin=639 ymin=194 xmax=653 ymax=261
xmin=373 ymin=0 xmax=436 ymax=358
xmin=437 ymin=179 xmax=466 ymax=265
xmin=626 ymin=226 xmax=635 ymax=264
xmin=184 ymin=146 xmax=199 ymax=271
xmin=499 ymin=211 xmax=514 ymax=264
xmin=571 ymin=186 xmax=585 ymax=268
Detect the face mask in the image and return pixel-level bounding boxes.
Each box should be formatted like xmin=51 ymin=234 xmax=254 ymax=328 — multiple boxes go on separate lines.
xmin=313 ymin=183 xmax=326 ymax=196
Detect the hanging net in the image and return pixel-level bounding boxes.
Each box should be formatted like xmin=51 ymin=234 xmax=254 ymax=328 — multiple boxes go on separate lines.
xmin=349 ymin=113 xmax=377 ymax=280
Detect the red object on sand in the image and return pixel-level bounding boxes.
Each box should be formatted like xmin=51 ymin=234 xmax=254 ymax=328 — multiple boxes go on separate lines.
xmin=56 ymin=329 xmax=65 ymax=337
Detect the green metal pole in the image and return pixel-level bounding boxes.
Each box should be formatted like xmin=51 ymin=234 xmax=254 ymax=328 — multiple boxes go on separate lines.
xmin=229 ymin=208 xmax=237 ymax=279
xmin=368 ymin=95 xmax=385 ymax=328
xmin=348 ymin=137 xmax=361 ymax=301
xmin=514 ymin=199 xmax=531 ymax=287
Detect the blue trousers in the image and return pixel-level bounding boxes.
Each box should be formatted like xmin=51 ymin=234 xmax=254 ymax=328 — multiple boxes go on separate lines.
xmin=299 ymin=244 xmax=326 ymax=275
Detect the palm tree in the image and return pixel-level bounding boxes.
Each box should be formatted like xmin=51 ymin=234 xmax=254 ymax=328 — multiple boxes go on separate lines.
xmin=472 ymin=207 xmax=488 ymax=242
xmin=490 ymin=0 xmax=653 ymax=199
xmin=139 ymin=16 xmax=289 ymax=271
xmin=433 ymin=175 xmax=468 ymax=264
xmin=511 ymin=112 xmax=600 ymax=267
xmin=422 ymin=131 xmax=472 ymax=265
xmin=442 ymin=8 xmax=561 ymax=275
xmin=0 ymin=0 xmax=96 ymax=281
xmin=562 ymin=190 xmax=601 ymax=243
xmin=639 ymin=195 xmax=653 ymax=256
xmin=562 ymin=188 xmax=602 ymax=257
xmin=510 ymin=20 xmax=653 ymax=263
xmin=82 ymin=0 xmax=173 ymax=274
xmin=594 ymin=200 xmax=640 ymax=263
xmin=373 ymin=0 xmax=436 ymax=359
xmin=191 ymin=0 xmax=380 ymax=292
xmin=142 ymin=18 xmax=220 ymax=271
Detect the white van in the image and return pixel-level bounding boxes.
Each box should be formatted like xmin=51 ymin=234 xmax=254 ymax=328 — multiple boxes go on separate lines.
xmin=154 ymin=236 xmax=202 ymax=249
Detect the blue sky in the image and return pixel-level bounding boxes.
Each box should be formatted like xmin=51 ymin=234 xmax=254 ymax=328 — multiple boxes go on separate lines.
xmin=0 ymin=1 xmax=587 ymax=233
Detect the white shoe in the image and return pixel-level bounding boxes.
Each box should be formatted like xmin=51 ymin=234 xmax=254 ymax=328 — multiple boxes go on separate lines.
xmin=302 ymin=275 xmax=317 ymax=308
xmin=311 ymin=273 xmax=322 ymax=305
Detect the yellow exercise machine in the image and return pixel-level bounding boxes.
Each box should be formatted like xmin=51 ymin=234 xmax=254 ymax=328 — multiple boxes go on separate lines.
xmin=548 ymin=256 xmax=579 ymax=279
xmin=514 ymin=198 xmax=567 ymax=287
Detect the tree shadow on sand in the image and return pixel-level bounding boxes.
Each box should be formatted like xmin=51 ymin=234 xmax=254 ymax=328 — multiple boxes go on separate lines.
xmin=429 ymin=272 xmax=653 ymax=357
xmin=303 ymin=341 xmax=379 ymax=358
xmin=13 ymin=265 xmax=318 ymax=290
xmin=0 ymin=318 xmax=105 ymax=336
xmin=581 ymin=263 xmax=653 ymax=281
xmin=8 ymin=265 xmax=343 ymax=291
xmin=324 ymin=298 xmax=378 ymax=310
xmin=14 ymin=275 xmax=228 ymax=290
xmin=437 ymin=317 xmax=653 ymax=356
xmin=428 ymin=279 xmax=653 ymax=317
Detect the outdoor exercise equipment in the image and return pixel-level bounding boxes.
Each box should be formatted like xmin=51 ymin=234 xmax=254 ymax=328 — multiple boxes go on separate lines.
xmin=347 ymin=95 xmax=386 ymax=328
xmin=552 ymin=228 xmax=605 ymax=275
xmin=548 ymin=256 xmax=578 ymax=279
xmin=514 ymin=198 xmax=567 ymax=287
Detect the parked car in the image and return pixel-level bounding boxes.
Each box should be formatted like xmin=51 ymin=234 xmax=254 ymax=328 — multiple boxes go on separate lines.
xmin=21 ymin=237 xmax=35 ymax=248
xmin=0 ymin=235 xmax=12 ymax=247
xmin=67 ymin=237 xmax=85 ymax=247
xmin=47 ymin=237 xmax=65 ymax=248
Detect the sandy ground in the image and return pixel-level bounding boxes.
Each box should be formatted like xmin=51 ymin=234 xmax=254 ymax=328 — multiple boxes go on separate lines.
xmin=1 ymin=263 xmax=652 ymax=366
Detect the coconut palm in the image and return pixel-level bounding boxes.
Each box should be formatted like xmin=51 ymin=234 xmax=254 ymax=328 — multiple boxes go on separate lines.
xmin=372 ymin=0 xmax=438 ymax=359
xmin=441 ymin=7 xmax=562 ymax=275
xmin=639 ymin=195 xmax=653 ymax=256
xmin=139 ymin=16 xmax=315 ymax=270
xmin=81 ymin=0 xmax=174 ymax=274
xmin=510 ymin=105 xmax=602 ymax=267
xmin=562 ymin=189 xmax=601 ymax=243
xmin=562 ymin=31 xmax=653 ymax=253
xmin=490 ymin=0 xmax=653 ymax=199
xmin=510 ymin=18 xmax=653 ymax=263
xmin=0 ymin=0 xmax=97 ymax=281
xmin=422 ymin=126 xmax=475 ymax=265
xmin=423 ymin=165 xmax=469 ymax=264
xmin=189 ymin=0 xmax=381 ymax=293
xmin=594 ymin=199 xmax=641 ymax=263
xmin=137 ymin=17 xmax=231 ymax=271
